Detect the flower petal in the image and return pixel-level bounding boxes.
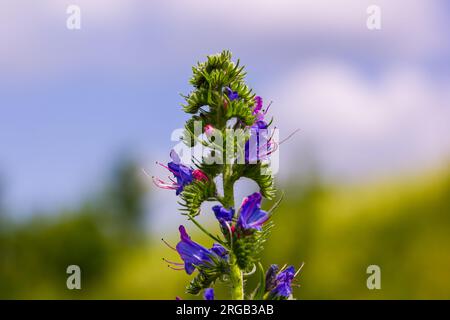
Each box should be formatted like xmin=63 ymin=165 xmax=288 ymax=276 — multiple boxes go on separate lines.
xmin=212 ymin=205 xmax=234 ymax=222
xmin=204 ymin=288 xmax=215 ymax=300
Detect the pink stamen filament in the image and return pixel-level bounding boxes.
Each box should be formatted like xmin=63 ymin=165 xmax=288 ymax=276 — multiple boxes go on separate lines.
xmin=152 ymin=177 xmax=178 ymax=189
xmin=263 ymin=101 xmax=273 ymax=114
xmin=168 ymin=176 xmax=177 ymax=183
xmin=156 ymin=161 xmax=179 ymax=176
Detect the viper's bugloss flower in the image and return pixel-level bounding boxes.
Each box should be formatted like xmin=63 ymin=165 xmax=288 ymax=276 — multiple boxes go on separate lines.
xmin=252 ymin=96 xmax=271 ymax=122
xmin=265 ymin=265 xmax=296 ymax=299
xmin=272 ymin=266 xmax=296 ymax=298
xmin=204 ymin=288 xmax=215 ymax=300
xmin=212 ymin=205 xmax=235 ymax=223
xmin=211 ymin=243 xmax=228 ymax=258
xmin=153 ymin=150 xmax=207 ymax=195
xmin=253 ymin=96 xmax=263 ymax=114
xmin=213 ymin=205 xmax=235 ymax=231
xmin=167 ymin=225 xmax=228 ymax=275
xmin=224 ymin=87 xmax=239 ymax=101
xmin=244 ymin=120 xmax=277 ymax=163
xmin=237 ymin=192 xmax=269 ymax=231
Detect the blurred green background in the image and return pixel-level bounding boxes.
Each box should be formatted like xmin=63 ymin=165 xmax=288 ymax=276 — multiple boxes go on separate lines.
xmin=1 ymin=157 xmax=449 ymax=299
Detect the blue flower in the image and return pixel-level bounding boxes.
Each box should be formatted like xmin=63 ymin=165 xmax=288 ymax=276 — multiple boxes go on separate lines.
xmin=252 ymin=96 xmax=272 ymax=121
xmin=244 ymin=121 xmax=275 ymax=163
xmin=203 ymin=288 xmax=215 ymax=300
xmin=153 ymin=150 xmax=207 ymax=195
xmin=237 ymin=192 xmax=269 ymax=231
xmin=174 ymin=225 xmax=228 ymax=275
xmin=224 ymin=87 xmax=239 ymax=101
xmin=212 ymin=205 xmax=235 ymax=223
xmin=265 ymin=265 xmax=296 ymax=298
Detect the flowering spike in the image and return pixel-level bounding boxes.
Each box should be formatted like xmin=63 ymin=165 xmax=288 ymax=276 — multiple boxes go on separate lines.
xmin=159 ymin=51 xmax=299 ymax=300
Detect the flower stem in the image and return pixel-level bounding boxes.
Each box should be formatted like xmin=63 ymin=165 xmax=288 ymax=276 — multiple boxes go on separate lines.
xmin=188 ymin=215 xmax=228 ymax=247
xmin=223 ymin=162 xmax=244 ymax=300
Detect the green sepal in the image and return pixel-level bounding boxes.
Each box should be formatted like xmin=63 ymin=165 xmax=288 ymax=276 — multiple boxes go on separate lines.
xmin=178 ymin=179 xmax=217 ymax=217
xmin=232 ymin=221 xmax=274 ymax=271
xmin=186 ymin=256 xmax=229 ymax=295
xmin=234 ymin=163 xmax=276 ymax=200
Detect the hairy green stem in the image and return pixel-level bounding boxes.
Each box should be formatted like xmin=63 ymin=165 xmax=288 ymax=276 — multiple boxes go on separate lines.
xmin=223 ymin=163 xmax=244 ymax=300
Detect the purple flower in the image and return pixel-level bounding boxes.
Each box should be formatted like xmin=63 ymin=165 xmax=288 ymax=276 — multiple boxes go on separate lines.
xmin=224 ymin=87 xmax=239 ymax=101
xmin=211 ymin=243 xmax=228 ymax=258
xmin=153 ymin=150 xmax=207 ymax=195
xmin=270 ymin=266 xmax=296 ymax=298
xmin=213 ymin=205 xmax=235 ymax=234
xmin=252 ymin=96 xmax=271 ymax=121
xmin=265 ymin=264 xmax=279 ymax=292
xmin=171 ymin=225 xmax=228 ymax=275
xmin=244 ymin=121 xmax=276 ymax=163
xmin=253 ymin=96 xmax=263 ymax=114
xmin=237 ymin=192 xmax=269 ymax=231
xmin=212 ymin=205 xmax=235 ymax=223
xmin=203 ymin=288 xmax=215 ymax=300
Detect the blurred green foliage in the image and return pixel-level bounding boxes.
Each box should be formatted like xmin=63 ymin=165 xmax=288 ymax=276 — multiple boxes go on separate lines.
xmin=0 ymin=160 xmax=449 ymax=299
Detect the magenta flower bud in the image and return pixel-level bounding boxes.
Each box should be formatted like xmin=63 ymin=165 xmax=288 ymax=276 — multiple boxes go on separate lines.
xmin=193 ymin=169 xmax=208 ymax=182
xmin=204 ymin=124 xmax=215 ymax=137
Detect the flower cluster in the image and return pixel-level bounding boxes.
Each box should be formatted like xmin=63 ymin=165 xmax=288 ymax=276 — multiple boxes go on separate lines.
xmin=153 ymin=51 xmax=302 ymax=300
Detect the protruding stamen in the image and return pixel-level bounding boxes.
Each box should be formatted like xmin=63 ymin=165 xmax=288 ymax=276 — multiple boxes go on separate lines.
xmin=263 ymin=100 xmax=273 ymax=114
xmin=294 ymin=262 xmax=305 ymax=277
xmin=161 ymin=238 xmax=177 ymax=251
xmin=156 ymin=161 xmax=171 ymax=171
xmin=163 ymin=258 xmax=183 ymax=266
xmin=142 ymin=168 xmax=152 ymax=178
xmin=152 ymin=177 xmax=177 ymax=189
xmin=279 ymin=128 xmax=301 ymax=145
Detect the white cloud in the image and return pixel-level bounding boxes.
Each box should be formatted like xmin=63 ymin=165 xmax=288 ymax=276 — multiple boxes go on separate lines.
xmin=165 ymin=0 xmax=447 ymax=58
xmin=1 ymin=0 xmax=447 ymax=76
xmin=266 ymin=61 xmax=450 ymax=181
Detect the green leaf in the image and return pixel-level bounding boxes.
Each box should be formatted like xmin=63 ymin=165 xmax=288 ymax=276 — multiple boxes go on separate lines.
xmin=251 ymin=262 xmax=267 ymax=300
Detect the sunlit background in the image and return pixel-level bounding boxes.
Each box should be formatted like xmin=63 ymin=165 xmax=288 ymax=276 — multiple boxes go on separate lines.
xmin=0 ymin=0 xmax=449 ymax=299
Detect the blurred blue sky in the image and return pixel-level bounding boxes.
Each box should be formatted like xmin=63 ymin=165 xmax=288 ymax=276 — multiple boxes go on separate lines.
xmin=0 ymin=0 xmax=449 ymax=215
